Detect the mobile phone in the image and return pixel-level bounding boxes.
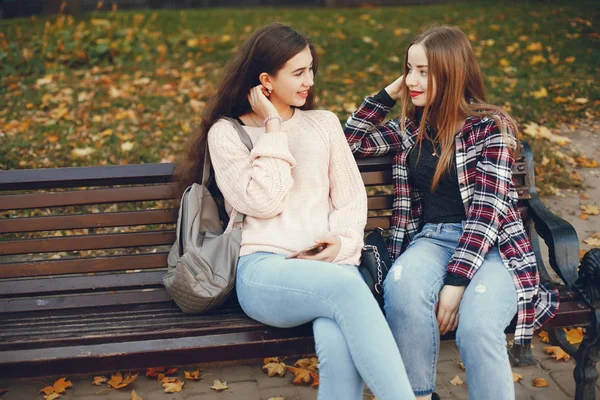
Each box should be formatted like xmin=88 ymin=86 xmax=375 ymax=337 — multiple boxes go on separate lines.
xmin=285 ymin=243 xmax=325 ymax=259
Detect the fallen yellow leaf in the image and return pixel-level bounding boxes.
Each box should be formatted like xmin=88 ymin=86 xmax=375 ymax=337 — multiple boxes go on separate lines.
xmin=530 ymin=87 xmax=548 ymax=99
xmin=286 ymin=366 xmax=313 ymax=385
xmin=565 ymin=56 xmax=576 ymax=63
xmin=44 ymin=393 xmax=61 ymax=400
xmin=294 ymin=357 xmax=319 ymax=371
xmin=267 ymin=397 xmax=286 ymax=400
xmin=530 ymin=55 xmax=547 ymax=65
xmin=457 ymin=360 xmax=466 ymax=370
xmin=576 ymin=157 xmax=599 ymax=168
xmin=211 ymin=379 xmax=228 ymax=391
xmin=263 ymin=357 xmax=280 ymax=364
xmin=92 ymin=376 xmax=107 ymax=385
xmin=184 ymin=369 xmax=202 ymax=380
xmin=450 ymin=375 xmax=464 ymax=386
xmin=533 ymin=377 xmax=549 ymax=387
xmin=538 ymin=330 xmax=550 ymax=343
xmin=262 ymin=362 xmax=286 ymax=377
xmin=513 ymin=372 xmax=523 ymax=382
xmin=108 ymin=372 xmax=138 ymax=389
xmin=581 ymin=205 xmax=599 ymax=216
xmin=584 ymin=237 xmax=600 ymax=247
xmin=544 ymin=346 xmax=571 ymax=361
xmin=526 ymin=42 xmax=543 ymax=51
xmin=564 ymin=327 xmax=585 ymax=344
xmin=575 ymin=98 xmax=589 ymax=104
xmin=40 ymin=386 xmax=55 ymax=395
xmin=131 ymin=390 xmax=143 ymax=400
xmin=162 ymin=379 xmax=184 ymax=393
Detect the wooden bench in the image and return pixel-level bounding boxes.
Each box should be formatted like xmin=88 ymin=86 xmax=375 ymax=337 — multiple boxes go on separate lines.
xmin=1 ymin=142 xmax=598 ymax=399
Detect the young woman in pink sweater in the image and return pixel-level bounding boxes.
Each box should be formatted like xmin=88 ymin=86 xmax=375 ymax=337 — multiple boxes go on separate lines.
xmin=175 ymin=23 xmax=414 ymax=400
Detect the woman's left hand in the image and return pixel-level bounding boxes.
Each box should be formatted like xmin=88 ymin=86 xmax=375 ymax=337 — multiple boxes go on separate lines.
xmin=298 ymin=236 xmax=341 ymax=263
xmin=436 ymin=285 xmax=466 ymax=335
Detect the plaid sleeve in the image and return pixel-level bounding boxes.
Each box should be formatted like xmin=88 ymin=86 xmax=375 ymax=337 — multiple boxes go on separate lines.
xmin=447 ymin=119 xmax=516 ymax=279
xmin=344 ymin=90 xmax=403 ymax=158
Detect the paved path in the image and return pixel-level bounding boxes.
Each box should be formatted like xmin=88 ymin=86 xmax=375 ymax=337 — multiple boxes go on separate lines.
xmin=0 ymin=335 xmax=596 ymax=399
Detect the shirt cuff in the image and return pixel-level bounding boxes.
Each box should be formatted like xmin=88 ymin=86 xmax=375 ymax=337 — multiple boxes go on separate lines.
xmin=444 ymin=272 xmax=471 ymax=287
xmin=373 ymin=88 xmax=396 ymax=108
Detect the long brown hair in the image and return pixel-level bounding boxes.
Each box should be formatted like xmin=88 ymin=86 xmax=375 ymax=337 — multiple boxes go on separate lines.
xmin=400 ymin=26 xmax=518 ymax=191
xmin=174 ymin=23 xmax=318 ymax=195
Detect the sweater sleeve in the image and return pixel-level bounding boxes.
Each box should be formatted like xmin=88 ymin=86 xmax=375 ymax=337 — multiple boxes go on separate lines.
xmin=323 ymin=112 xmax=368 ymax=265
xmin=207 ymin=120 xmax=296 ymax=218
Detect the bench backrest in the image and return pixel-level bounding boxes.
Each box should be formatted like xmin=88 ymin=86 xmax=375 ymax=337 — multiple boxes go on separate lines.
xmin=0 ymin=145 xmax=533 ymax=314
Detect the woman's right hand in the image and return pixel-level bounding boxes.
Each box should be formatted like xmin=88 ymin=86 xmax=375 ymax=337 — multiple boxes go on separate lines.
xmin=248 ymin=85 xmax=279 ymax=121
xmin=384 ymin=75 xmax=404 ymax=101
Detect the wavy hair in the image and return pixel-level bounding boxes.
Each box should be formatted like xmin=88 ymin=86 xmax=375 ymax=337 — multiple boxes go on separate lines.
xmin=399 ymin=25 xmax=518 ymax=191
xmin=174 ymin=23 xmax=318 ymax=195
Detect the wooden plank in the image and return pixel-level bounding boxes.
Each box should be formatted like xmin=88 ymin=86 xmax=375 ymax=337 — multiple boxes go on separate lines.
xmin=367 ymin=196 xmax=393 ymax=210
xmin=0 ymin=253 xmax=169 ymax=279
xmin=0 ymin=231 xmax=175 ymax=256
xmin=0 ymin=328 xmax=314 ymax=379
xmin=0 ymin=163 xmax=174 ymax=191
xmin=366 ymin=217 xmax=391 ymax=231
xmin=361 ymin=171 xmax=392 ymax=185
xmin=0 ymin=184 xmax=176 ymax=211
xmin=0 ymin=288 xmax=171 ymax=313
xmin=0 ymin=270 xmax=165 ymax=296
xmin=0 ymin=209 xmax=178 ymax=234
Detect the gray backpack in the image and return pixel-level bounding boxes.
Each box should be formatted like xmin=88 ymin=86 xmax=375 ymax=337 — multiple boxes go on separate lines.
xmin=163 ymin=118 xmax=253 ymax=313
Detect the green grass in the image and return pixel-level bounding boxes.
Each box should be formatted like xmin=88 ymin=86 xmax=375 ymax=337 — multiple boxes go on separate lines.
xmin=0 ymin=1 xmax=598 ymax=193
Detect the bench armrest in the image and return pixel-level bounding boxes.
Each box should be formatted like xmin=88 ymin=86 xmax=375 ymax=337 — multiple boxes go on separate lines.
xmin=528 ymin=193 xmax=580 ymax=287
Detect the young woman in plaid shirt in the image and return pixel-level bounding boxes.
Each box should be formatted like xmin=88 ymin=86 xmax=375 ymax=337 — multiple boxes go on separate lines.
xmin=345 ymin=26 xmax=559 ymax=400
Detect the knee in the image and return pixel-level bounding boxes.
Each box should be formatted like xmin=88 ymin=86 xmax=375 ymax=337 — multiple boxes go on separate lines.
xmin=456 ymin=318 xmax=506 ymax=351
xmin=383 ymin=265 xmax=436 ymax=317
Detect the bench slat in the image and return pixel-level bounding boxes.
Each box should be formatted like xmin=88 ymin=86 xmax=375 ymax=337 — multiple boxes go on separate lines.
xmin=0 ymin=184 xmax=176 ymax=211
xmin=0 ymin=231 xmax=175 ymax=256
xmin=0 ymin=253 xmax=169 ymax=279
xmin=0 ymin=270 xmax=165 ymax=296
xmin=366 ymin=217 xmax=391 ymax=231
xmin=362 ymin=170 xmax=392 ymax=185
xmin=0 ymin=328 xmax=314 ymax=379
xmin=0 ymin=288 xmax=171 ymax=313
xmin=367 ymin=195 xmax=393 ymax=210
xmin=0 ymin=209 xmax=177 ymax=234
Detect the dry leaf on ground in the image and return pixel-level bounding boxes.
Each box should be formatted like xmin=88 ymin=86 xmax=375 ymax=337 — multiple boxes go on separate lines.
xmin=263 ymin=357 xmax=281 ymax=364
xmin=262 ymin=362 xmax=287 ymax=377
xmin=145 ymin=367 xmax=177 ymax=378
xmin=44 ymin=393 xmax=61 ymax=400
xmin=584 ymin=236 xmax=600 ymax=247
xmin=295 ymin=357 xmax=319 ymax=371
xmin=456 ymin=359 xmax=466 ymax=370
xmin=513 ymin=372 xmax=523 ymax=382
xmin=268 ymin=397 xmax=286 ymax=400
xmin=108 ymin=372 xmax=139 ymax=389
xmin=544 ymin=346 xmax=571 ymax=361
xmin=286 ymin=366 xmax=313 ymax=385
xmin=40 ymin=386 xmax=55 ymax=395
xmin=92 ymin=376 xmax=107 ymax=386
xmin=131 ymin=390 xmax=143 ymax=400
xmin=162 ymin=379 xmax=185 ymax=393
xmin=450 ymin=375 xmax=464 ymax=386
xmin=40 ymin=378 xmax=73 ymax=396
xmin=565 ymin=327 xmax=585 ymax=344
xmin=310 ymin=372 xmax=320 ymax=388
xmin=576 ymin=157 xmax=599 ymax=168
xmin=581 ymin=205 xmax=600 ymax=216
xmin=538 ymin=330 xmax=550 ymax=343
xmin=211 ymin=380 xmax=228 ymax=391
xmin=184 ymin=369 xmax=202 ymax=380
xmin=533 ymin=377 xmax=549 ymax=387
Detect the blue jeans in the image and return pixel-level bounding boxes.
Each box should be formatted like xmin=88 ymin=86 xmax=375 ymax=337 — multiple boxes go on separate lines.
xmin=237 ymin=252 xmax=415 ymax=400
xmin=384 ymin=223 xmax=518 ymax=399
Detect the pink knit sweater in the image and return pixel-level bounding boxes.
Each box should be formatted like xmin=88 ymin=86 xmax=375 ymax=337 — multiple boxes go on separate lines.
xmin=207 ymin=109 xmax=367 ymax=266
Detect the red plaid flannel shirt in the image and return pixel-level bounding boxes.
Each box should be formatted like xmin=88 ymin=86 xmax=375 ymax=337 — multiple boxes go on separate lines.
xmin=344 ymin=91 xmax=559 ymax=344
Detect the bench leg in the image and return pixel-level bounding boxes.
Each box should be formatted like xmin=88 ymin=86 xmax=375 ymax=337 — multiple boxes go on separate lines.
xmin=574 ymin=311 xmax=600 ymax=400
xmin=509 ymin=343 xmax=537 ymax=366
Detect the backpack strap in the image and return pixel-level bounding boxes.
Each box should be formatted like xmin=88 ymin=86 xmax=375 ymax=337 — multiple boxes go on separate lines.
xmin=201 ymin=117 xmax=254 ymax=186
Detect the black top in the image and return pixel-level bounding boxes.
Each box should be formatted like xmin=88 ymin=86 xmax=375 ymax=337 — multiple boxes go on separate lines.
xmin=373 ymin=89 xmax=470 ymax=287
xmin=407 ymin=135 xmax=466 ymax=225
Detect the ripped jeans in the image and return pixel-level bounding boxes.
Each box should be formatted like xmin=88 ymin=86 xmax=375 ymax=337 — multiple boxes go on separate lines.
xmin=383 ymin=223 xmax=518 ymax=399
